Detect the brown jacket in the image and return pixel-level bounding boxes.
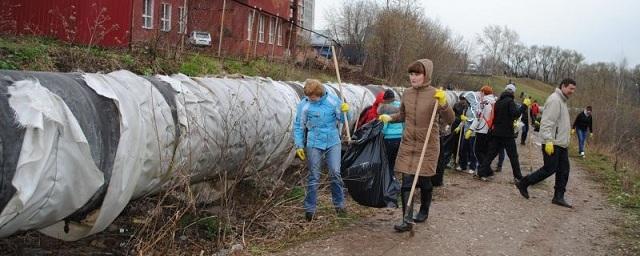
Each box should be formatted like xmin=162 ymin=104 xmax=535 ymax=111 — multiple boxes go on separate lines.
xmin=391 ymin=59 xmax=455 ymax=177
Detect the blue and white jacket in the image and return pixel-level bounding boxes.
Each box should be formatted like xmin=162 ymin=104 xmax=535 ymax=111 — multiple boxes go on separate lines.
xmin=293 ymin=91 xmax=350 ymax=150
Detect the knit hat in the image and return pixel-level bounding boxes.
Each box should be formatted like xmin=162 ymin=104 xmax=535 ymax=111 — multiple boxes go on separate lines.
xmin=383 ymin=89 xmax=395 ymax=101
xmin=505 ymin=84 xmax=516 ymax=93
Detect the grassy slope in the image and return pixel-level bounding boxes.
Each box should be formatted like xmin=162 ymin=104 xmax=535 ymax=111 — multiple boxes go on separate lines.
xmin=0 ymin=36 xmax=336 ymax=82
xmin=453 ymin=74 xmax=554 ymax=104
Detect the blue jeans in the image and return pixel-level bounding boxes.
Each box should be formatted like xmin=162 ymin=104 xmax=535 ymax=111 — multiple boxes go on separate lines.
xmin=577 ymin=129 xmax=588 ymax=153
xmin=304 ymin=144 xmax=345 ymax=213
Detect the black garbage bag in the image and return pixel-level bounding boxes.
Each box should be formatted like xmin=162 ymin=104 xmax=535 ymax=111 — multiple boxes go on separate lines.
xmin=341 ymin=121 xmax=400 ymax=208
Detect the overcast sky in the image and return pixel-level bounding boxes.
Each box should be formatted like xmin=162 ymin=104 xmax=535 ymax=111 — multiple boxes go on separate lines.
xmin=315 ymin=0 xmax=640 ymax=66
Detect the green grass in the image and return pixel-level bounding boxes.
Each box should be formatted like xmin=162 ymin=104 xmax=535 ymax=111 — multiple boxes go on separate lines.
xmin=179 ymin=54 xmax=222 ymax=76
xmin=571 ymin=147 xmax=640 ymax=253
xmin=0 ymin=36 xmax=55 ymax=71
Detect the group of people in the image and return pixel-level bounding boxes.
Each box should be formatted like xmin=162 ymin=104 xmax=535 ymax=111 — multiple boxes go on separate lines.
xmin=292 ymin=58 xmax=592 ymax=233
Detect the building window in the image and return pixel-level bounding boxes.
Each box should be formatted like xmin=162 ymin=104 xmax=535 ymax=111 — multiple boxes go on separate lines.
xmin=142 ymin=0 xmax=153 ymax=29
xmin=247 ymin=13 xmax=253 ymax=41
xmin=161 ymin=3 xmax=171 ymax=31
xmin=258 ymin=14 xmax=264 ymax=43
xmin=277 ymin=21 xmax=283 ymax=46
xmin=268 ymin=17 xmax=276 ymax=44
xmin=178 ymin=6 xmax=187 ymax=34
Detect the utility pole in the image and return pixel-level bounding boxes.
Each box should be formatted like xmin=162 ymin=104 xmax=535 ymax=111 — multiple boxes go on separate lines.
xmin=217 ymin=0 xmax=226 ymax=57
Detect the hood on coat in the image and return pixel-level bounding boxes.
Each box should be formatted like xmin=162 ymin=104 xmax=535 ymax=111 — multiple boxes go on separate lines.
xmin=413 ymin=59 xmax=434 ymax=88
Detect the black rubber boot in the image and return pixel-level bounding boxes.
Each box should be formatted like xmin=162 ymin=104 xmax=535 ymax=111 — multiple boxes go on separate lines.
xmin=552 ymin=191 xmax=573 ymax=208
xmin=413 ymin=188 xmax=431 ymax=223
xmin=515 ymin=176 xmax=530 ymax=199
xmin=394 ymin=191 xmax=414 ymax=232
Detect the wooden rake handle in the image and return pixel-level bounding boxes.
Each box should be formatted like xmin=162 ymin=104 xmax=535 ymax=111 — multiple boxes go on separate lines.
xmin=331 ymin=45 xmax=351 ymax=143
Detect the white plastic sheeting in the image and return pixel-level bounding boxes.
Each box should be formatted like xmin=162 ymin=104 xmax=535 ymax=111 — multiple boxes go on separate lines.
xmin=0 ymin=69 xmax=461 ymax=240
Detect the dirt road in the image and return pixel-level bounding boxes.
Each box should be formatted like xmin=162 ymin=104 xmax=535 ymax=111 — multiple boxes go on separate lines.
xmin=279 ymin=143 xmax=623 ymax=256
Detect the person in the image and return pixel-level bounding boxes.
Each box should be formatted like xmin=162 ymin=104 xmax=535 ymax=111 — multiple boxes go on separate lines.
xmin=520 ymin=97 xmax=532 ymax=145
xmin=293 ymin=79 xmax=351 ymax=221
xmin=451 ymin=94 xmax=467 ymax=168
xmin=572 ymin=106 xmax=593 ymax=157
xmin=357 ymin=91 xmax=385 ymax=128
xmin=476 ymin=84 xmax=523 ymax=182
xmin=467 ymin=85 xmax=497 ymax=176
xmin=377 ymin=89 xmax=404 ymax=207
xmin=530 ymin=99 xmax=540 ymax=118
xmin=451 ymin=94 xmax=468 ymax=169
xmin=379 ymin=59 xmax=454 ymax=232
xmin=433 ymin=115 xmax=454 ymax=187
xmin=516 ymin=78 xmax=577 ymax=208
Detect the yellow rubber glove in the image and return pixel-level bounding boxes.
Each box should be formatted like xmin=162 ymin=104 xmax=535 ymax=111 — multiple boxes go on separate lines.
xmin=523 ymin=98 xmax=532 ymax=107
xmin=544 ymin=142 xmax=554 ymax=156
xmin=535 ymin=120 xmax=540 ymax=126
xmin=434 ymin=88 xmax=447 ymax=106
xmin=460 ymin=114 xmax=468 ymax=122
xmin=571 ymin=129 xmax=575 ymax=135
xmin=464 ymin=129 xmax=473 ymax=140
xmin=379 ymin=114 xmax=392 ymax=123
xmin=296 ymin=148 xmax=306 ymax=161
xmin=513 ymin=120 xmax=518 ymax=129
xmin=340 ymin=103 xmax=350 ymax=112
xmin=454 ymin=127 xmax=461 ymax=134
xmin=590 ymin=133 xmax=594 ymax=138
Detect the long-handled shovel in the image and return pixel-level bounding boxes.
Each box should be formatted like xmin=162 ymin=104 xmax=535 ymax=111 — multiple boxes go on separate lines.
xmin=331 ymin=45 xmax=351 ymax=143
xmin=405 ymin=100 xmax=440 ymax=237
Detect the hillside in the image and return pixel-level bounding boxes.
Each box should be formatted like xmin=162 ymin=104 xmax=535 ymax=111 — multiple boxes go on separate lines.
xmin=451 ymin=74 xmax=555 ymax=103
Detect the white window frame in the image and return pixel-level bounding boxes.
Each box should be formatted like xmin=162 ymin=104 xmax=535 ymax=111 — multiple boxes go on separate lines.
xmin=142 ymin=0 xmax=153 ymax=29
xmin=178 ymin=6 xmax=187 ymax=34
xmin=277 ymin=21 xmax=283 ymax=46
xmin=258 ymin=14 xmax=264 ymax=43
xmin=247 ymin=13 xmax=253 ymax=41
xmin=268 ymin=16 xmax=276 ymax=44
xmin=161 ymin=3 xmax=171 ymax=32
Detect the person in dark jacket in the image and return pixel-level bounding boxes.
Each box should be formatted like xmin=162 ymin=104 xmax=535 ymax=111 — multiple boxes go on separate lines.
xmin=572 ymin=106 xmax=593 ymax=157
xmin=476 ymin=84 xmax=523 ymax=182
xmin=451 ymin=94 xmax=468 ymax=168
xmin=519 ymin=98 xmax=531 ymax=145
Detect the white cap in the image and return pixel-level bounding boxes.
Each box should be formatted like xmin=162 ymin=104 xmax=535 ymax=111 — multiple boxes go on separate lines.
xmin=505 ymin=84 xmax=516 ymax=93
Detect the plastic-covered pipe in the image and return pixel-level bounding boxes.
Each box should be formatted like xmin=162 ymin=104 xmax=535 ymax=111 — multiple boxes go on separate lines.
xmin=3 ymin=70 xmax=437 ymax=240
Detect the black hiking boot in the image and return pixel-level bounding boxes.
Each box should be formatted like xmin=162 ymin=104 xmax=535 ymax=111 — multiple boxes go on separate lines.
xmin=305 ymin=212 xmax=314 ymax=222
xmin=552 ymin=191 xmax=573 ymax=208
xmin=413 ymin=188 xmax=432 ymax=223
xmin=515 ymin=177 xmax=530 ymax=199
xmin=394 ymin=191 xmax=414 ymax=232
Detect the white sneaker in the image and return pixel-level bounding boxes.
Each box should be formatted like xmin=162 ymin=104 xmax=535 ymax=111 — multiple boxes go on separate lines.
xmin=456 ymin=166 xmax=463 ymax=172
xmin=466 ymin=169 xmax=475 ymax=175
xmin=579 ymin=152 xmax=585 ymax=157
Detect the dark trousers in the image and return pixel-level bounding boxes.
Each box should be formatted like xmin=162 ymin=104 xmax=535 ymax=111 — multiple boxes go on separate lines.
xmin=474 ymin=133 xmax=491 ymax=169
xmin=524 ymin=146 xmax=570 ymax=193
xmin=478 ymin=136 xmax=523 ymax=179
xmin=520 ymin=124 xmax=529 ymax=144
xmin=384 ymin=138 xmax=401 ymax=177
xmin=401 ymin=174 xmax=433 ymax=192
xmin=459 ymin=136 xmax=477 ymax=170
xmin=433 ymin=134 xmax=453 ymax=186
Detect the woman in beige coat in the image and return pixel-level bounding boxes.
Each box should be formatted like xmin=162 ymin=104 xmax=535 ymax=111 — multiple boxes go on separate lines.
xmin=380 ymin=59 xmax=454 ymax=232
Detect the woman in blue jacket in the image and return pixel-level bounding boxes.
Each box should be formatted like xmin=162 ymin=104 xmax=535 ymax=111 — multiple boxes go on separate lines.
xmin=293 ymin=79 xmax=350 ymax=222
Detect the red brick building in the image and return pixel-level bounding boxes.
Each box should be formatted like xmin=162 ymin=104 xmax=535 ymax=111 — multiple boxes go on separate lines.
xmin=2 ymin=0 xmax=299 ymax=58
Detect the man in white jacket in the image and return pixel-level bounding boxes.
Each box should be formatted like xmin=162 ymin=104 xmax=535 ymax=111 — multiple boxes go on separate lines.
xmin=515 ymin=78 xmax=576 ymax=208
